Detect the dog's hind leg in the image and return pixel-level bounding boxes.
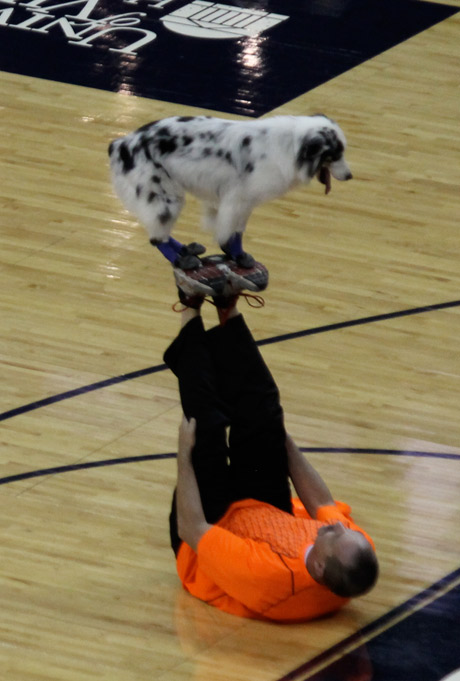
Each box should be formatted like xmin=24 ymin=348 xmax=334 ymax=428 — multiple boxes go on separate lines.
xmin=151 ymin=237 xmax=206 ymax=269
xmin=144 ymin=196 xmax=205 ymax=269
xmin=136 ymin=194 xmax=193 ymax=267
xmin=150 ymin=236 xmax=185 ymax=265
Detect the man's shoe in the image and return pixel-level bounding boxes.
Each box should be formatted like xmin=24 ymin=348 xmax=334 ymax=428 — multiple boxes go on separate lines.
xmin=173 ymin=257 xmax=228 ymax=308
xmin=201 ymin=254 xmax=269 ymax=294
xmin=196 ymin=255 xmax=267 ymax=314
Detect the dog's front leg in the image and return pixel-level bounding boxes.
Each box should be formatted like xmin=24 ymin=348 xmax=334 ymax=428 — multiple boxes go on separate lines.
xmin=216 ymin=201 xmax=255 ymax=268
xmin=221 ymin=233 xmax=255 ymax=269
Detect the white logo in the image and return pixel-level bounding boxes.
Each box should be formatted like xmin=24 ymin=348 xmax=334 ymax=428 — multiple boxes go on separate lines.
xmin=0 ymin=0 xmax=288 ymax=53
xmin=161 ymin=1 xmax=288 ymax=39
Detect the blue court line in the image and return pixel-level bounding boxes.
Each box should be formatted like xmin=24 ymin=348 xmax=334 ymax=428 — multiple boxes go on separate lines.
xmin=256 ymin=298 xmax=460 ymax=346
xmin=302 ymin=447 xmax=460 ymax=460
xmin=276 ymin=566 xmax=460 ymax=681
xmin=1 ymin=298 xmax=459 ymax=423
xmin=0 ymin=452 xmax=175 ymax=486
xmin=0 ymin=447 xmax=458 ymax=487
xmin=0 ymin=363 xmax=168 ymax=422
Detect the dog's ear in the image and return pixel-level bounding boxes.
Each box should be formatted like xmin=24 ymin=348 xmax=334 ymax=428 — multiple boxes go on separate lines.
xmin=306 ymin=136 xmax=326 ymax=159
xmin=297 ymin=135 xmax=326 ymax=165
xmin=296 ymin=134 xmax=327 ymax=178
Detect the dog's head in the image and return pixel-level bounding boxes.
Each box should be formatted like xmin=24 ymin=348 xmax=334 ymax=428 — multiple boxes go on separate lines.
xmin=296 ymin=117 xmax=352 ymax=193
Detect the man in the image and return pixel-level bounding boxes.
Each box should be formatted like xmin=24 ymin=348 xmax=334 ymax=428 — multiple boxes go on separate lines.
xmin=164 ymin=257 xmax=378 ymax=622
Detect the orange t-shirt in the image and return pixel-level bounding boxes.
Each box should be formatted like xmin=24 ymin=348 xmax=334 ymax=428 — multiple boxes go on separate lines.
xmin=176 ymin=498 xmax=374 ymax=622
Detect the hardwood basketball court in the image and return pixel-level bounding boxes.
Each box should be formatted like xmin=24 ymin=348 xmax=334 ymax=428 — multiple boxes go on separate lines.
xmin=1 ymin=1 xmax=459 ymax=679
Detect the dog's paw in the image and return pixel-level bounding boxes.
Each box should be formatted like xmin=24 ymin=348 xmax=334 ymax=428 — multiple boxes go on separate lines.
xmin=175 ymin=253 xmax=202 ymax=270
xmin=185 ymin=242 xmax=206 ymax=256
xmin=235 ymin=252 xmax=255 ymax=269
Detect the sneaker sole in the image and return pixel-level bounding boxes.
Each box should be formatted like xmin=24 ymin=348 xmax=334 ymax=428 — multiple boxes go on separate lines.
xmin=202 ymin=255 xmax=268 ymax=293
xmin=174 ymin=262 xmax=227 ymax=297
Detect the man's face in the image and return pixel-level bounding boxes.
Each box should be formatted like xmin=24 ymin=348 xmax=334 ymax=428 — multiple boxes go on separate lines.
xmin=314 ymin=522 xmax=368 ymax=567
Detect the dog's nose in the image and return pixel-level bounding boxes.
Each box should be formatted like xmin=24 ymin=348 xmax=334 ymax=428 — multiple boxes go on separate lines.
xmin=345 ymin=170 xmax=353 ymax=181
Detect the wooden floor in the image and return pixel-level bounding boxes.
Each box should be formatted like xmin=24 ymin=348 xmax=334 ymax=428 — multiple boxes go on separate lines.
xmin=1 ymin=3 xmax=460 ymax=679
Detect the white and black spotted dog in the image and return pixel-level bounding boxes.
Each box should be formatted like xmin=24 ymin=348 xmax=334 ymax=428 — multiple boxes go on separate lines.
xmin=108 ymin=114 xmax=352 ymax=269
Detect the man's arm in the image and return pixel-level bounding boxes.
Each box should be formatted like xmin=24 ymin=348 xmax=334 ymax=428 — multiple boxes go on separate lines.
xmin=286 ymin=433 xmax=334 ymax=518
xmin=176 ymin=416 xmax=212 ymax=551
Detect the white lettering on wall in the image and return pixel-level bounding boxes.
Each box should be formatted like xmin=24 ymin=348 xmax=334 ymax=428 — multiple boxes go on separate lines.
xmin=0 ymin=0 xmax=157 ymax=51
xmin=0 ymin=0 xmax=288 ymax=52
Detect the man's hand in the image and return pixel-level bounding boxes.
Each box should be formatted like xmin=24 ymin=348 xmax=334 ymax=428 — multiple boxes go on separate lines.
xmin=178 ymin=415 xmax=196 ymax=462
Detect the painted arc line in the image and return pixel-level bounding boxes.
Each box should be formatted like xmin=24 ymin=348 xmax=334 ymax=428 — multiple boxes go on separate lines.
xmin=1 ymin=298 xmax=459 ymax=423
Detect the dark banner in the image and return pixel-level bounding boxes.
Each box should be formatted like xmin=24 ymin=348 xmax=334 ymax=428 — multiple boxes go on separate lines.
xmin=0 ymin=0 xmax=457 ymax=116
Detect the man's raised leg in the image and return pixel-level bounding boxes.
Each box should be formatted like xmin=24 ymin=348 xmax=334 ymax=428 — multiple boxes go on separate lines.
xmin=206 ymin=299 xmax=292 ymax=513
xmin=164 ymin=306 xmax=233 ymax=553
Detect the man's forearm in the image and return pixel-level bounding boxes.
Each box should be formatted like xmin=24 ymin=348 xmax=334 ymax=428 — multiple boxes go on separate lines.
xmin=176 ymin=455 xmax=211 ymax=552
xmin=286 ymin=434 xmax=334 ymax=517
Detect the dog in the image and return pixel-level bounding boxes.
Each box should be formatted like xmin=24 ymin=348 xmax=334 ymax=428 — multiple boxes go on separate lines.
xmin=108 ymin=114 xmax=352 ymax=268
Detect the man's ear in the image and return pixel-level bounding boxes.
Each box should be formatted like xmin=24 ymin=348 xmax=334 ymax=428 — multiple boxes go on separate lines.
xmin=307 ymin=548 xmax=326 ymax=582
xmin=313 ymin=558 xmax=326 ymax=580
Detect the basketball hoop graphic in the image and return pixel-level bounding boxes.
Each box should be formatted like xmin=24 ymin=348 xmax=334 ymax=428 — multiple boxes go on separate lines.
xmin=160 ymin=1 xmax=288 ymax=39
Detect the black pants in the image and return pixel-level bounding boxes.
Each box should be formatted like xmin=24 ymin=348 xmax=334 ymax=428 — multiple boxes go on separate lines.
xmin=163 ymin=314 xmax=292 ymax=554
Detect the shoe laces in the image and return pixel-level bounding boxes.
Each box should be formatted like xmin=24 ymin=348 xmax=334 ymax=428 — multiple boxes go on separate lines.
xmin=237 ymin=292 xmax=265 ymax=308
xmin=172 ymin=292 xmax=265 ymax=313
